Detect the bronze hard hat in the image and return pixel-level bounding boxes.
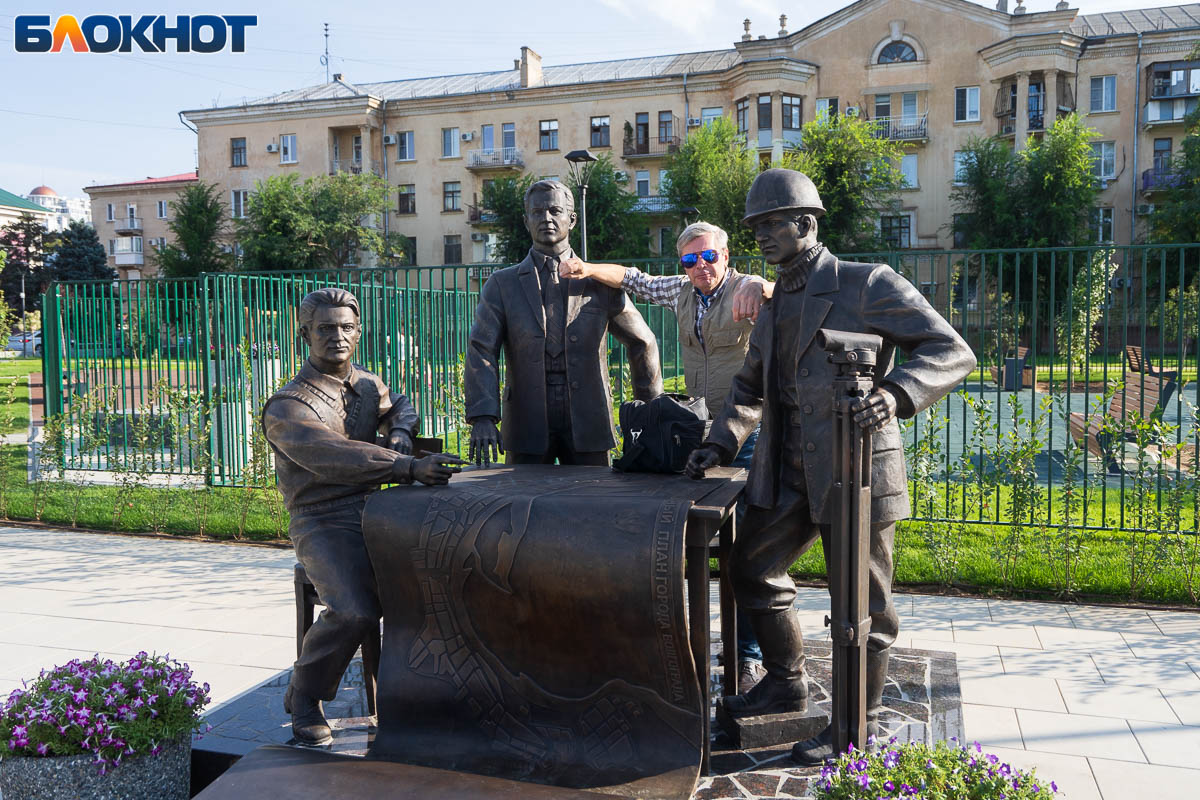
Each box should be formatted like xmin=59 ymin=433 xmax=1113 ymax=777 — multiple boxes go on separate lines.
xmin=742 ymin=168 xmax=826 ymax=225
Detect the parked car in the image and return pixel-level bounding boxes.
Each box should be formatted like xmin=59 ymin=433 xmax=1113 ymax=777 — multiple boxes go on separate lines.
xmin=6 ymin=330 xmax=41 ymax=356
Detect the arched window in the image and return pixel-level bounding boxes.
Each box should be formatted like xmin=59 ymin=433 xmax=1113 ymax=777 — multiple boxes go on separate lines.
xmin=878 ymin=41 xmax=917 ymax=64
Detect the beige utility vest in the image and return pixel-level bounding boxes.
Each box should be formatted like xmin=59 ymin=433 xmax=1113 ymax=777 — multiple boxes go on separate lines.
xmin=675 ymin=270 xmax=755 ymax=419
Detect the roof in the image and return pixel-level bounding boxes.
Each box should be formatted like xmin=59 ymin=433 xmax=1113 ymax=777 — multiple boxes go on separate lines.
xmin=0 ymin=188 xmax=52 ymax=215
xmin=1072 ymin=3 xmax=1200 ymax=36
xmin=87 ymin=172 xmax=199 ymax=191
xmin=28 ymin=186 xmax=57 ymax=197
xmin=248 ymin=50 xmax=741 ymax=106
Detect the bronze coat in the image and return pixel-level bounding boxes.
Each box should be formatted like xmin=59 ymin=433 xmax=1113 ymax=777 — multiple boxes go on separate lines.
xmin=465 ymin=250 xmax=664 ymax=455
xmin=705 ymin=249 xmax=976 ymax=523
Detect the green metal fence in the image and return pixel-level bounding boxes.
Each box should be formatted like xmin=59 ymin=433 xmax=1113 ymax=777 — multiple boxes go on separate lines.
xmin=40 ymin=244 xmax=1200 ymax=535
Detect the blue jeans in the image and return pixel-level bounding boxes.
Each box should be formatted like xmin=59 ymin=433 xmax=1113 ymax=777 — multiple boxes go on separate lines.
xmin=731 ymin=426 xmax=763 ymax=664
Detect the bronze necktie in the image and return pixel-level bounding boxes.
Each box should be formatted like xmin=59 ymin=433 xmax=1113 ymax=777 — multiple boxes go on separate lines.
xmin=545 ymin=257 xmax=564 ymax=358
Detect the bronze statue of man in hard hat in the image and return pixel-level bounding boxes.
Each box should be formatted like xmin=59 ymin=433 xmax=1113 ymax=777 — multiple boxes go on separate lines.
xmin=686 ymin=169 xmax=976 ymax=764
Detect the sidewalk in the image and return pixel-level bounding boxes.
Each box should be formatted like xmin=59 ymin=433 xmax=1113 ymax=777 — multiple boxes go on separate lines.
xmin=1 ymin=525 xmax=1198 ymax=799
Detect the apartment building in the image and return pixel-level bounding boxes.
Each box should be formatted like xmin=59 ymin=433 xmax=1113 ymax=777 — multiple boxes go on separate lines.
xmin=84 ymin=172 xmax=198 ymax=280
xmin=23 ymin=187 xmax=91 ymax=233
xmin=180 ymin=0 xmax=1200 ymax=274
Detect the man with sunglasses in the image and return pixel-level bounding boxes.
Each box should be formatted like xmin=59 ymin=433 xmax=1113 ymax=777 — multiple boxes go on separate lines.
xmin=685 ymin=169 xmax=975 ymax=765
xmin=560 ymin=221 xmax=775 ymax=694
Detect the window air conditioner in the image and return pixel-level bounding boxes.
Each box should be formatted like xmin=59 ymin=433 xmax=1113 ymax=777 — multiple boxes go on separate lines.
xmin=470 ymin=232 xmax=486 ymax=242
xmin=614 ymin=170 xmax=629 ymax=183
xmin=844 ymin=106 xmax=859 ymax=117
xmin=1136 ymin=203 xmax=1154 ymax=215
xmin=461 ymin=131 xmax=475 ymax=142
xmin=382 ymin=134 xmax=398 ymax=146
xmin=687 ymin=117 xmax=702 ymax=127
xmin=266 ymin=143 xmax=278 ymax=153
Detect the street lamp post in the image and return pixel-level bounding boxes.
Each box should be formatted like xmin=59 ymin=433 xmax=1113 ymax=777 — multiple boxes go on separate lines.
xmin=564 ymin=149 xmax=599 ymax=260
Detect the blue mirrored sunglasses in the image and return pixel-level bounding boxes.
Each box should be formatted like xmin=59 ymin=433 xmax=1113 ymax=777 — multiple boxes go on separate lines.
xmin=680 ymin=249 xmax=720 ymax=269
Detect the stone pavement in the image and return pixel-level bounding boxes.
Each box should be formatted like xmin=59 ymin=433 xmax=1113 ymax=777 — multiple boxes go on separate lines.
xmin=1 ymin=524 xmax=1199 ymax=799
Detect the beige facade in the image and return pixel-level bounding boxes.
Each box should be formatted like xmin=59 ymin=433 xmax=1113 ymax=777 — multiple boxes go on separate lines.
xmin=181 ymin=0 xmax=1200 ymax=272
xmin=84 ymin=173 xmax=198 ymax=280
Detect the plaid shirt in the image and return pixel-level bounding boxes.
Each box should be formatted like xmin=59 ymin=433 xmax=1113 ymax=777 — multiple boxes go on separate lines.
xmin=621 ymin=267 xmax=732 ymax=349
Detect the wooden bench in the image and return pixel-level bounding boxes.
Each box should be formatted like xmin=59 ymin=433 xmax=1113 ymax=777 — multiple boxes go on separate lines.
xmin=1126 ymin=345 xmax=1178 ymax=382
xmin=1067 ymin=373 xmax=1176 ymax=464
xmin=989 ymin=346 xmax=1035 ymax=390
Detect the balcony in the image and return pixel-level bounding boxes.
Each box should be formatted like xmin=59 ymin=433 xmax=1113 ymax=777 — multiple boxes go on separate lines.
xmin=1141 ymin=168 xmax=1183 ymax=193
xmin=1149 ymin=63 xmax=1200 ymax=100
xmin=329 ymin=159 xmax=380 ymax=176
xmin=631 ymin=196 xmax=672 ymax=214
xmin=1144 ymin=98 xmax=1198 ymax=125
xmin=872 ymin=114 xmax=929 ymax=141
xmin=782 ymin=129 xmax=803 ymax=148
xmin=622 ymin=135 xmax=681 ymax=158
xmin=114 ymin=217 xmax=142 ymax=234
xmin=114 ymin=252 xmax=144 ymax=266
xmin=467 ymin=205 xmax=498 ymax=225
xmin=466 ymin=147 xmax=524 ymax=170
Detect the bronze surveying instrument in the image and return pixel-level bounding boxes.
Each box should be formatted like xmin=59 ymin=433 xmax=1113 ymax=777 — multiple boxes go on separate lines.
xmin=817 ymin=328 xmax=883 ymax=757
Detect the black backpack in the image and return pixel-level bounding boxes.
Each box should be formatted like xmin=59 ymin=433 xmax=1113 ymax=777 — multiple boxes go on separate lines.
xmin=613 ymin=393 xmax=708 ymax=474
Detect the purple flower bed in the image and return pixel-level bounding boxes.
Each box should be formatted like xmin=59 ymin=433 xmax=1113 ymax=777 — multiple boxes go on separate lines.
xmin=1 ymin=652 xmax=210 ymax=775
xmin=814 ymin=737 xmax=1058 ymax=799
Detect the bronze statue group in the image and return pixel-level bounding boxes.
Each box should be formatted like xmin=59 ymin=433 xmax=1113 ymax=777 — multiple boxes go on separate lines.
xmin=260 ymin=169 xmax=976 ymax=766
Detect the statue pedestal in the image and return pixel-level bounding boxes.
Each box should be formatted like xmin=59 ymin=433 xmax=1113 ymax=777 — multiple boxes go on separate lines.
xmin=715 ymin=702 xmax=827 ymax=750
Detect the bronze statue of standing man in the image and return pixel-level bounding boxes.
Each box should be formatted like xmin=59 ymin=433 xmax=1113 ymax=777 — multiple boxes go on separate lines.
xmin=464 ymin=179 xmax=662 ymax=466
xmin=687 ymin=170 xmax=975 ymax=763
xmin=262 ymin=288 xmax=462 ymax=745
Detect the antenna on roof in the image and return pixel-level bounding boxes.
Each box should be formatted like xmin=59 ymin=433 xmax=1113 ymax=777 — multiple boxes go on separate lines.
xmin=322 ymin=23 xmax=330 ymax=83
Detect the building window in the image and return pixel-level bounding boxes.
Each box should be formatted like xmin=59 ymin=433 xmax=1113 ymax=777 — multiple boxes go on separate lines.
xmin=878 ymin=41 xmax=917 ymax=63
xmin=900 ymin=154 xmax=918 ymax=187
xmin=658 ymin=169 xmax=669 ymax=195
xmin=231 ymin=190 xmax=248 ymax=219
xmin=875 ymin=94 xmax=892 ymax=120
xmin=952 ymin=214 xmax=970 ymax=250
xmin=816 ymin=97 xmax=838 ymax=120
xmin=1153 ymin=137 xmax=1173 ymax=173
xmin=105 ymin=203 xmax=114 ymax=222
xmin=1091 ymin=141 xmax=1116 ymax=179
xmin=442 ymin=128 xmax=460 ymax=158
xmin=1090 ymin=75 xmax=1117 ymax=112
xmin=157 ymin=200 xmax=168 ymax=219
xmin=402 ymin=236 xmax=417 ymax=266
xmin=635 ymin=170 xmax=650 ymax=197
xmin=757 ymin=95 xmax=772 ymax=131
xmin=1090 ymin=207 xmax=1114 ymax=243
xmin=280 ymin=134 xmax=297 ymax=164
xmin=396 ymin=131 xmax=414 ymax=161
xmin=782 ymin=95 xmax=801 ymax=130
xmin=591 ymin=116 xmax=610 ymax=147
xmin=955 ymin=87 xmax=980 ymax=122
xmin=231 ymin=137 xmax=247 ymax=167
xmin=658 ymin=227 xmax=673 ymax=255
xmin=502 ymin=123 xmax=516 ymax=149
xmin=127 ymin=203 xmax=137 ymax=220
xmin=735 ymin=98 xmax=749 ymax=133
xmin=444 ymin=234 xmax=462 ymax=264
xmin=480 ymin=124 xmax=494 ymax=151
xmin=701 ymin=107 xmax=723 ymax=126
xmin=953 ymin=150 xmax=969 ymax=184
xmin=880 ymin=214 xmax=911 ymax=248
xmin=108 ymin=239 xmax=115 ymax=255
xmin=443 ymin=181 xmax=461 ymax=212
xmin=539 ymin=119 xmax=559 ymax=151
xmin=397 ymin=184 xmax=416 ymax=215
xmin=352 ymin=135 xmax=363 ymax=164
xmin=658 ymin=111 xmax=674 ymax=142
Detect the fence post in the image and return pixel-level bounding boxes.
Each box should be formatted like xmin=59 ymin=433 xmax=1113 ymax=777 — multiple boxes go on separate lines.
xmin=42 ymin=282 xmax=63 ymax=422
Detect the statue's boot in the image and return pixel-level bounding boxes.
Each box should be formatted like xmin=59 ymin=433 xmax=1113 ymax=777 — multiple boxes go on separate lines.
xmin=721 ymin=609 xmax=808 ymax=717
xmin=284 ymin=684 xmax=333 ymax=746
xmin=792 ymin=648 xmax=890 ymax=765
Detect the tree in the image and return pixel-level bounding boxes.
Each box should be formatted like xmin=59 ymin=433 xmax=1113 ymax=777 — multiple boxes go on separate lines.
xmin=949 ymin=136 xmax=1022 ymax=251
xmin=783 ymin=113 xmax=907 ymax=253
xmin=567 ymin=153 xmax=651 ymax=260
xmin=0 ymin=213 xmax=56 ymax=313
xmin=154 ymin=181 xmax=234 ymax=278
xmin=1149 ymin=43 xmax=1200 ymax=248
xmin=1019 ymin=114 xmax=1099 ymax=249
xmin=481 ymin=174 xmax=535 ymax=264
xmin=47 ymin=220 xmax=114 ymax=283
xmin=238 ymin=172 xmax=408 ymax=271
xmin=663 ymin=116 xmax=759 ymax=255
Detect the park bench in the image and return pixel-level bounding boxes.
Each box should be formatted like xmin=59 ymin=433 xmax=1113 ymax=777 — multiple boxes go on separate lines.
xmin=1125 ymin=345 xmax=1178 ymax=382
xmin=989 ymin=346 xmax=1035 ymax=390
xmin=1067 ymin=372 xmax=1176 ymax=466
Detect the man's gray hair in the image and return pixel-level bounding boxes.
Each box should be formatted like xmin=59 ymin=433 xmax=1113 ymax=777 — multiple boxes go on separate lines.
xmin=524 ymin=179 xmax=575 ymax=214
xmin=298 ymin=288 xmax=360 ymax=330
xmin=676 ymin=222 xmax=729 ymax=255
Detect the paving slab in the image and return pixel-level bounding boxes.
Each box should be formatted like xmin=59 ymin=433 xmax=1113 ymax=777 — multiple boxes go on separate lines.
xmin=999 ymin=646 xmax=1106 ymax=682
xmin=1057 ymin=679 xmax=1179 ymax=724
xmin=1016 ymin=709 xmax=1145 ymax=762
xmin=1126 ymin=718 xmax=1200 ymax=768
xmin=982 ymin=745 xmax=1102 ymax=800
xmin=1089 ymin=756 xmax=1200 ymax=799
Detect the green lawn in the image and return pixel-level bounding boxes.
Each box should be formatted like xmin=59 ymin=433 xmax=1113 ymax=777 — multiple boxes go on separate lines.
xmin=0 ymin=357 xmax=38 ymax=435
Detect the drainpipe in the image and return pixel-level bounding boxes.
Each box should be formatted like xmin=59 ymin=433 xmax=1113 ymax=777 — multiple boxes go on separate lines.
xmin=683 ymin=71 xmax=690 ymax=139
xmin=380 ymin=98 xmax=390 ymax=261
xmin=1131 ymin=32 xmax=1142 ymax=243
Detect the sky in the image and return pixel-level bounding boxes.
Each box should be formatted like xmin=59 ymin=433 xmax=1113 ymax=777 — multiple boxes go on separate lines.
xmin=0 ymin=0 xmax=1190 ymax=201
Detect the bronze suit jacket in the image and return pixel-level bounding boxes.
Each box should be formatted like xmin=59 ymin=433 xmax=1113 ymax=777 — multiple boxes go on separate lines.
xmin=465 ymin=248 xmax=664 ymax=455
xmin=705 ymin=249 xmax=976 ymax=524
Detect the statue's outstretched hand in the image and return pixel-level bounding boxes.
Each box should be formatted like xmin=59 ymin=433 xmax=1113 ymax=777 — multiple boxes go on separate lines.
xmin=469 ymin=418 xmax=504 ymax=467
xmin=685 ymin=445 xmax=724 ymax=480
xmin=385 ymin=429 xmax=413 ymax=455
xmin=412 ymin=453 xmax=466 ymax=486
xmin=851 ymin=388 xmax=898 ymax=433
